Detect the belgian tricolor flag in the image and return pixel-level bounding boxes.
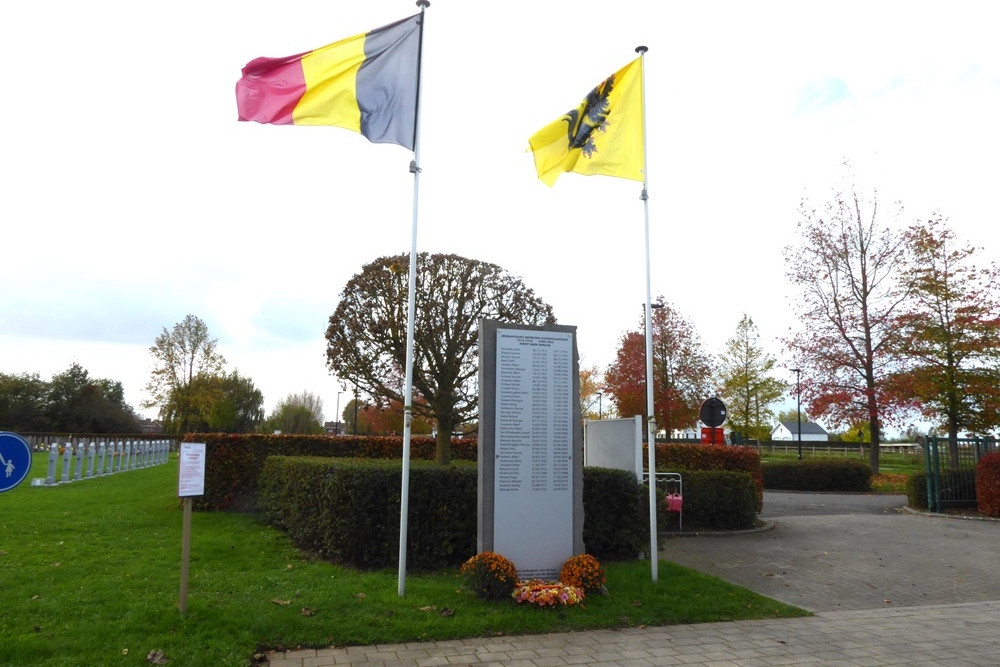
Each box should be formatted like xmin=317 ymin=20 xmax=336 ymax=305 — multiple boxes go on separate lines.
xmin=235 ymin=13 xmax=422 ymax=150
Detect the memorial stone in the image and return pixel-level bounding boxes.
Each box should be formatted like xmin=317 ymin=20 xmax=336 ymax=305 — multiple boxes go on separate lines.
xmin=477 ymin=320 xmax=584 ymax=580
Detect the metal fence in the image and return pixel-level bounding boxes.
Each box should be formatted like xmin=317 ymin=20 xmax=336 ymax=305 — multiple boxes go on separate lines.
xmin=756 ymin=442 xmax=924 ymax=458
xmin=924 ymin=436 xmax=998 ymax=512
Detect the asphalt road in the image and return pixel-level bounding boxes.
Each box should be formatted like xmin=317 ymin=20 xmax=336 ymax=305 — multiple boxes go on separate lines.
xmin=760 ymin=490 xmax=907 ymax=517
xmin=662 ymin=491 xmax=1000 ymax=612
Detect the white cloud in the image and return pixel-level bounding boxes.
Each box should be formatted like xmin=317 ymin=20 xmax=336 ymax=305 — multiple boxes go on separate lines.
xmin=2 ymin=0 xmax=998 ymax=431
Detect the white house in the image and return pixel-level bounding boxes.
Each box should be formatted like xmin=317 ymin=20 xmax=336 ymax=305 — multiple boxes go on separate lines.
xmin=771 ymin=421 xmax=829 ymax=442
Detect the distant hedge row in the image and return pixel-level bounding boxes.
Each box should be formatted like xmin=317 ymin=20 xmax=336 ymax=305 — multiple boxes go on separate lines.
xmin=762 ymin=459 xmax=873 ymax=492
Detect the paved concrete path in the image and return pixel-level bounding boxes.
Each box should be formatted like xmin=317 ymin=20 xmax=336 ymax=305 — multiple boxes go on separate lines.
xmin=264 ymin=493 xmax=1000 ymax=667
xmin=667 ymin=493 xmax=1000 ymax=612
xmin=265 ymin=601 xmax=1000 ymax=667
xmin=759 ymin=491 xmax=907 ymax=518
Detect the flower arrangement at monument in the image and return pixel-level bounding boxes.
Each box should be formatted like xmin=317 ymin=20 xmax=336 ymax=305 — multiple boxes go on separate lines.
xmin=512 ymin=580 xmax=584 ymax=607
xmin=463 ymin=552 xmax=606 ymax=608
xmin=460 ymin=552 xmax=519 ymax=600
xmin=559 ymin=553 xmax=606 ymax=594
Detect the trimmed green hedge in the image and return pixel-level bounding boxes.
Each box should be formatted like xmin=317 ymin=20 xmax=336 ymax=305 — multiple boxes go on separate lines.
xmin=582 ymin=467 xmax=647 ymax=560
xmin=257 ymin=459 xmax=760 ymax=569
xmin=259 ymin=457 xmax=476 ymax=569
xmin=186 ymin=435 xmax=764 ymax=514
xmin=762 ymin=459 xmax=872 ymax=492
xmin=669 ymin=470 xmax=759 ymax=530
xmin=654 ymin=444 xmax=763 ymax=509
xmin=182 ymin=433 xmax=477 ymax=511
xmin=907 ymin=472 xmax=930 ymax=509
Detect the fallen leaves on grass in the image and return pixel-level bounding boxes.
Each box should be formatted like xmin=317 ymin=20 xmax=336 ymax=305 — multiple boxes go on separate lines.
xmin=146 ymin=649 xmax=169 ymax=664
xmin=271 ymin=599 xmax=291 ymax=606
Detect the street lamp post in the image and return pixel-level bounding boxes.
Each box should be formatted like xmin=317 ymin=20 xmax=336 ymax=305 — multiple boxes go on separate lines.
xmin=596 ymin=392 xmax=602 ymax=420
xmin=791 ymin=368 xmax=802 ymax=460
xmin=335 ymin=391 xmax=344 ymax=435
xmin=354 ymin=379 xmax=359 ymax=436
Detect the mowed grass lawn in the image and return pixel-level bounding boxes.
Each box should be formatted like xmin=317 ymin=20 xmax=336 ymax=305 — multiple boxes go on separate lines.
xmin=1 ymin=452 xmax=807 ymax=667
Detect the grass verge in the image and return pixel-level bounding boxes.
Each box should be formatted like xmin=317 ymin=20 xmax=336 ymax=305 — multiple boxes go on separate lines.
xmin=1 ymin=453 xmax=808 ymax=667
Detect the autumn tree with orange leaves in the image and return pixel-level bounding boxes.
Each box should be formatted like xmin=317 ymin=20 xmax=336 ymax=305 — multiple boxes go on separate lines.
xmin=894 ymin=215 xmax=1000 ymax=463
xmin=783 ymin=186 xmax=911 ymax=474
xmin=604 ymin=300 xmax=713 ymax=439
xmin=579 ymin=364 xmax=607 ymax=421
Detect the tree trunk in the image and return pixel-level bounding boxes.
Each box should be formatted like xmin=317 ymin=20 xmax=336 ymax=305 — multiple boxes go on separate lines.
xmin=435 ymin=416 xmax=454 ymax=465
xmin=867 ymin=392 xmax=880 ymax=475
xmin=947 ymin=423 xmax=960 ymax=469
xmin=947 ymin=391 xmax=961 ymax=468
xmin=868 ymin=416 xmax=880 ymax=475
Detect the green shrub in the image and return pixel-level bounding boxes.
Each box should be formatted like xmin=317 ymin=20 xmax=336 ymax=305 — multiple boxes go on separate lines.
xmin=259 ymin=459 xmax=761 ymax=571
xmin=582 ymin=467 xmax=647 ymax=560
xmin=908 ymin=472 xmax=929 ymax=509
xmin=259 ymin=457 xmax=477 ymax=569
xmin=585 ymin=468 xmax=758 ymax=545
xmin=671 ymin=470 xmax=759 ymax=530
xmin=762 ymin=459 xmax=872 ymax=492
xmin=185 ymin=433 xmax=477 ymax=511
xmin=655 ymin=444 xmax=763 ymax=509
xmin=977 ymin=453 xmax=1000 ymax=517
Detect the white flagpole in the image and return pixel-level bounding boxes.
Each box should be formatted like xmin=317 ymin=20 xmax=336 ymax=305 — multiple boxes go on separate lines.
xmin=398 ymin=0 xmax=430 ymax=598
xmin=635 ymin=45 xmax=658 ymax=583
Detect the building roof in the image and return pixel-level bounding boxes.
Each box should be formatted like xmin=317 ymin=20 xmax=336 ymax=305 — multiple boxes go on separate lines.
xmin=775 ymin=421 xmax=828 ymax=435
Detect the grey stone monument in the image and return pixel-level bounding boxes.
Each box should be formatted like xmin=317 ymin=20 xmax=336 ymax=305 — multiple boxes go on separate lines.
xmin=477 ymin=319 xmax=584 ymax=580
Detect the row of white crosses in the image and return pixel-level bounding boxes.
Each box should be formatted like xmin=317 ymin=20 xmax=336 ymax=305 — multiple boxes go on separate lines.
xmin=44 ymin=439 xmax=171 ymax=485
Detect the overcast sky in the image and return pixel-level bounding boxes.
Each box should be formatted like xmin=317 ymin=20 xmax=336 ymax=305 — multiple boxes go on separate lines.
xmin=2 ymin=1 xmax=998 ymax=432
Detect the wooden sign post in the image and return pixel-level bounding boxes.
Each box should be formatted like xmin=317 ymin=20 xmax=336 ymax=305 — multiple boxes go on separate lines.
xmin=177 ymin=442 xmax=206 ymax=615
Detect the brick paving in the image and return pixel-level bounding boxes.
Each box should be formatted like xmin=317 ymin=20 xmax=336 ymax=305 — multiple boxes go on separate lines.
xmin=264 ymin=601 xmax=1000 ymax=667
xmin=263 ymin=494 xmax=1000 ymax=667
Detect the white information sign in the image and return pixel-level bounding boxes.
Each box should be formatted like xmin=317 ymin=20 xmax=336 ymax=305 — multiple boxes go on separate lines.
xmin=493 ymin=328 xmax=574 ymax=580
xmin=178 ymin=442 xmax=206 ymax=497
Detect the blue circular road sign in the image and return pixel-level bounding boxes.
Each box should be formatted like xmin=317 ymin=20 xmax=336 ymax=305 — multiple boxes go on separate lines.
xmin=0 ymin=432 xmax=32 ymax=492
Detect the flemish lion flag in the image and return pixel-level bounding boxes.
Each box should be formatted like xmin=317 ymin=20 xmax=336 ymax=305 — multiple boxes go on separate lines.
xmin=528 ymin=58 xmax=644 ymax=186
xmin=236 ymin=13 xmax=421 ymax=150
